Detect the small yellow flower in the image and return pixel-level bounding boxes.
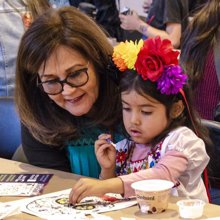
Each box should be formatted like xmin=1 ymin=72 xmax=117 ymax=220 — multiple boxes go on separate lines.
xmin=123 ymin=39 xmax=143 ymax=69
xmin=112 ymin=39 xmax=143 ymax=71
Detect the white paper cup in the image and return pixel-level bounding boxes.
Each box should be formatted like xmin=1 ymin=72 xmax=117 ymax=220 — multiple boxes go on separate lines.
xmin=131 ymin=179 xmax=174 ymax=214
xmin=177 ymin=199 xmax=205 ymax=219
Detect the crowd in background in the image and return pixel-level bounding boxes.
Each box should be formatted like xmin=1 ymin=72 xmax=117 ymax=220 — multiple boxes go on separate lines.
xmin=1 ymin=0 xmax=219 ymax=120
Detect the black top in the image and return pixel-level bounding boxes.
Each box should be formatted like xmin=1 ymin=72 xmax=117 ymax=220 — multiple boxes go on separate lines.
xmin=148 ymin=0 xmax=190 ymax=33
xmin=69 ymin=0 xmax=124 ymax=41
xmin=21 ymin=124 xmax=71 ymax=172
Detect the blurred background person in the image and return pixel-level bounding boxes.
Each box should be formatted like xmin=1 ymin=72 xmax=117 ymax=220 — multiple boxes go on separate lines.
xmin=119 ymin=0 xmax=190 ymax=48
xmin=69 ymin=0 xmax=125 ymax=41
xmin=49 ymin=0 xmax=70 ymax=8
xmin=142 ymin=0 xmax=152 ymax=13
xmin=0 ymin=0 xmax=29 ymax=96
xmin=180 ymin=0 xmax=220 ymax=120
xmin=0 ymin=0 xmax=66 ymax=97
xmin=119 ymin=0 xmax=207 ymax=48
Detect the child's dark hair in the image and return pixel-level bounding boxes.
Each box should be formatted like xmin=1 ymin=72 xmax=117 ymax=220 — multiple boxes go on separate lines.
xmin=120 ymin=70 xmax=211 ymax=148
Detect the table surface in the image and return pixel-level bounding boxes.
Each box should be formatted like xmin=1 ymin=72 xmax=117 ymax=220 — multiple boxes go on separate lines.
xmin=0 ymin=158 xmax=220 ymax=220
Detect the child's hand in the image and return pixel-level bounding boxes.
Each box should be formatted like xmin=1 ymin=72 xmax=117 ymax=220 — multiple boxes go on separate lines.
xmin=69 ymin=177 xmax=124 ymax=204
xmin=95 ymin=134 xmax=116 ymax=170
xmin=69 ymin=178 xmax=108 ymax=204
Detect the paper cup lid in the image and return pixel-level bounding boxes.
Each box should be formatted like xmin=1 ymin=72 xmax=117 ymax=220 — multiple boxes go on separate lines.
xmin=131 ymin=179 xmax=174 ymax=192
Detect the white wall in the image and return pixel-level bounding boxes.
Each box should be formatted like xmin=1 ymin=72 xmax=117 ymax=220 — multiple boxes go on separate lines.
xmin=118 ymin=0 xmax=147 ymax=17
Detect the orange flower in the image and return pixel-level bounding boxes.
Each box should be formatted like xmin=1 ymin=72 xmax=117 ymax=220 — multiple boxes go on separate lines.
xmin=112 ymin=42 xmax=128 ymax=71
xmin=112 ymin=57 xmax=127 ymax=71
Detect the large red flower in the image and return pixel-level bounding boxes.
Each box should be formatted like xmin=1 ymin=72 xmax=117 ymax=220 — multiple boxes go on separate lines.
xmin=134 ymin=37 xmax=179 ymax=81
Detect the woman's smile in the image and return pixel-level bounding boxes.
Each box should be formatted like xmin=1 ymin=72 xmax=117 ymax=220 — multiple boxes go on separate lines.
xmin=65 ymin=94 xmax=85 ymax=104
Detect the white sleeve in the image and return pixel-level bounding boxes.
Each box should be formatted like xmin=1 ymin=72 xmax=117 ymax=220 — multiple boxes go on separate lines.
xmin=164 ymin=127 xmax=209 ymax=175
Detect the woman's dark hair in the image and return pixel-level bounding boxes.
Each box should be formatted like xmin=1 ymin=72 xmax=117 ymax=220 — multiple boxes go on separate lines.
xmin=119 ymin=70 xmax=210 ymax=147
xmin=15 ymin=7 xmax=121 ymax=146
xmin=180 ymin=0 xmax=220 ymax=88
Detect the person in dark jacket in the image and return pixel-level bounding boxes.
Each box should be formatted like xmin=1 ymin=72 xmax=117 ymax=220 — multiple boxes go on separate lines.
xmin=69 ymin=0 xmax=124 ymax=41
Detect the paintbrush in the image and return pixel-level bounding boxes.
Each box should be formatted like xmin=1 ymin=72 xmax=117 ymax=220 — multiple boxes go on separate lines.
xmin=106 ymin=138 xmax=116 ymax=148
xmin=72 ymin=196 xmax=136 ymax=208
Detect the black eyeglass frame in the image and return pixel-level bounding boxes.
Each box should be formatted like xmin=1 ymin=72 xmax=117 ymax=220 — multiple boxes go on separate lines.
xmin=37 ymin=67 xmax=89 ymax=95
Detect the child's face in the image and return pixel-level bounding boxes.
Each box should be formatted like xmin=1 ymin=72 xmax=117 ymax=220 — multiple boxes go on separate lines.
xmin=121 ymin=90 xmax=169 ymax=144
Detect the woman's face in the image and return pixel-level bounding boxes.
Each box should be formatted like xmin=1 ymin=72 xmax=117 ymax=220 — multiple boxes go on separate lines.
xmin=38 ymin=45 xmax=99 ymax=116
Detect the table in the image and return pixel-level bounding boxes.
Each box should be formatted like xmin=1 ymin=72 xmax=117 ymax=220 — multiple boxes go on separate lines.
xmin=0 ymin=158 xmax=220 ymax=220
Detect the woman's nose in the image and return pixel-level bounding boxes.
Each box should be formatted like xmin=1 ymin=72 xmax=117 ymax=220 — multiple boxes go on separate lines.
xmin=61 ymin=83 xmax=77 ymax=95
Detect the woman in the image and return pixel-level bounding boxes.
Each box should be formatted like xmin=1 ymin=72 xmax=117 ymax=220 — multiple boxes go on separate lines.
xmin=15 ymin=6 xmax=123 ymax=177
xmin=180 ymin=0 xmax=220 ymax=120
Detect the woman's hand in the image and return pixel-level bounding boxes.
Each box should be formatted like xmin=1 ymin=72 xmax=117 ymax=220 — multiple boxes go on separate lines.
xmin=95 ymin=134 xmax=116 ymax=170
xmin=69 ymin=177 xmax=124 ymax=204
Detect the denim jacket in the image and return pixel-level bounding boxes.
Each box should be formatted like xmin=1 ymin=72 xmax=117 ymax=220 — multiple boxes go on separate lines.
xmin=49 ymin=0 xmax=70 ymax=8
xmin=0 ymin=0 xmax=70 ymax=97
xmin=0 ymin=1 xmax=26 ymax=96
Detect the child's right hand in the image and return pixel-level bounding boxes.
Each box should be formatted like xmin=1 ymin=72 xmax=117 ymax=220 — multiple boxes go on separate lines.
xmin=95 ymin=134 xmax=116 ymax=170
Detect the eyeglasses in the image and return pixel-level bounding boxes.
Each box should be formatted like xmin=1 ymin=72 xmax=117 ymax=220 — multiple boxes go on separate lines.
xmin=37 ymin=66 xmax=89 ymax=95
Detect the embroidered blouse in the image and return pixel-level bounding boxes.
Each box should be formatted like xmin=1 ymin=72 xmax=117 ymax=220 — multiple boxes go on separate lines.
xmin=115 ymin=140 xmax=163 ymax=176
xmin=117 ymin=127 xmax=210 ymax=202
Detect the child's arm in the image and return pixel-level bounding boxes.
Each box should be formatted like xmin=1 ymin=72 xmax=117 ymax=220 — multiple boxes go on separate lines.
xmin=119 ymin=128 xmax=210 ymax=198
xmin=69 ymin=177 xmax=124 ymax=204
xmin=95 ymin=134 xmax=116 ymax=179
xmin=119 ymin=150 xmax=188 ymax=197
xmin=68 ymin=151 xmax=186 ymax=204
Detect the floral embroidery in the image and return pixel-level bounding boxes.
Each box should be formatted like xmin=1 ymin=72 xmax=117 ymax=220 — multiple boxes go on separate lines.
xmin=115 ymin=141 xmax=163 ymax=176
xmin=116 ymin=149 xmax=128 ymax=163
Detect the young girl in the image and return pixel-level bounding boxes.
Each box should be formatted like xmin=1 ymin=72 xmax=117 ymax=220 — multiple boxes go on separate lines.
xmin=69 ymin=37 xmax=210 ymax=204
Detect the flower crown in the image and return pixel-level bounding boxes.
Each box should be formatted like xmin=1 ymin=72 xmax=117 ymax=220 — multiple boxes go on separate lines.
xmin=112 ymin=37 xmax=187 ymax=95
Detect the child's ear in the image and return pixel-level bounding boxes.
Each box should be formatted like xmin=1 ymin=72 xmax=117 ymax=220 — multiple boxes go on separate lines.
xmin=170 ymin=100 xmax=185 ymax=119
